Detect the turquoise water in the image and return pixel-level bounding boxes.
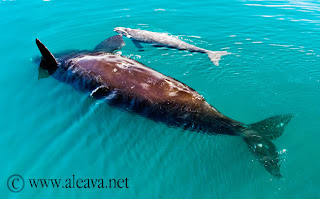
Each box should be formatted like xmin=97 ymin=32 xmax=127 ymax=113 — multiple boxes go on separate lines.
xmin=1 ymin=0 xmax=320 ymax=198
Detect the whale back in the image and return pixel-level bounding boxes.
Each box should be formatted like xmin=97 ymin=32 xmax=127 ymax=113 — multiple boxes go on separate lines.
xmin=64 ymin=53 xmax=205 ymax=105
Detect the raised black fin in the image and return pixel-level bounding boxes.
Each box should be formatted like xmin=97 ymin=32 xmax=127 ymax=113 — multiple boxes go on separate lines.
xmin=94 ymin=35 xmax=126 ymax=53
xmin=35 ymin=38 xmax=58 ymax=73
xmin=242 ymin=114 xmax=294 ymax=177
xmin=132 ymin=39 xmax=144 ymax=49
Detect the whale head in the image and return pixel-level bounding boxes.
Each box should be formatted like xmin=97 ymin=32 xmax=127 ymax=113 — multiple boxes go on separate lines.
xmin=114 ymin=27 xmax=131 ymax=38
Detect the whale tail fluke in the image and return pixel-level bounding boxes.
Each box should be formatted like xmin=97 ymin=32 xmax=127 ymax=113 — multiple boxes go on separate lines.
xmin=207 ymin=51 xmax=229 ymax=66
xmin=242 ymin=114 xmax=294 ymax=177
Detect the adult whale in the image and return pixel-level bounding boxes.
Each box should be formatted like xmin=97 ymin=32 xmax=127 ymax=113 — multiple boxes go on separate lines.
xmin=114 ymin=27 xmax=229 ymax=66
xmin=35 ymin=37 xmax=293 ymax=177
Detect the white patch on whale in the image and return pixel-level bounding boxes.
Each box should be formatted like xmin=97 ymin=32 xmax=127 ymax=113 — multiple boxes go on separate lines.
xmin=141 ymin=83 xmax=149 ymax=89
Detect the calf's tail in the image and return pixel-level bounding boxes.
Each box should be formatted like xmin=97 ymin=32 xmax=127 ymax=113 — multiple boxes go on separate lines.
xmin=207 ymin=51 xmax=229 ymax=66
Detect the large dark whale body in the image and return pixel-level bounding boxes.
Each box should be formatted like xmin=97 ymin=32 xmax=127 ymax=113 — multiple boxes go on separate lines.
xmin=114 ymin=27 xmax=229 ymax=66
xmin=36 ymin=37 xmax=293 ymax=177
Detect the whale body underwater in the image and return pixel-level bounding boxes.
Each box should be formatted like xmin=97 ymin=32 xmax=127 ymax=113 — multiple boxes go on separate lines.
xmin=35 ymin=36 xmax=293 ymax=177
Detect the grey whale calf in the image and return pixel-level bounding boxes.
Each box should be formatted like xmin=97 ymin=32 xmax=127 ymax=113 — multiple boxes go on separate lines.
xmin=35 ymin=36 xmax=293 ymax=177
xmin=114 ymin=27 xmax=229 ymax=66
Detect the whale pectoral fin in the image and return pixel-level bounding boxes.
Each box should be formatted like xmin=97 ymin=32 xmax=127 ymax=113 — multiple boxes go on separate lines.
xmin=152 ymin=44 xmax=166 ymax=48
xmin=90 ymin=86 xmax=110 ymax=99
xmin=242 ymin=114 xmax=294 ymax=177
xmin=132 ymin=39 xmax=144 ymax=50
xmin=94 ymin=35 xmax=126 ymax=53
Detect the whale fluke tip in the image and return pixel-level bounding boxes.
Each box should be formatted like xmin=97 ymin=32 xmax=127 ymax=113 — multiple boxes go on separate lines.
xmin=207 ymin=51 xmax=230 ymax=66
xmin=242 ymin=114 xmax=294 ymax=177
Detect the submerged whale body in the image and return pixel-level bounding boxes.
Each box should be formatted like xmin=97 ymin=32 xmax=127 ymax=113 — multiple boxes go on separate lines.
xmin=114 ymin=27 xmax=229 ymax=66
xmin=35 ymin=37 xmax=293 ymax=177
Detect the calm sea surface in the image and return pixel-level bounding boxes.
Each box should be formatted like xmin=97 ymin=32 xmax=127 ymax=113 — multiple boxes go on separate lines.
xmin=1 ymin=0 xmax=320 ymax=198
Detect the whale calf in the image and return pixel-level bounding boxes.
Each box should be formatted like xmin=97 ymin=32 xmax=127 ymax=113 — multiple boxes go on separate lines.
xmin=35 ymin=37 xmax=293 ymax=177
xmin=114 ymin=27 xmax=229 ymax=66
